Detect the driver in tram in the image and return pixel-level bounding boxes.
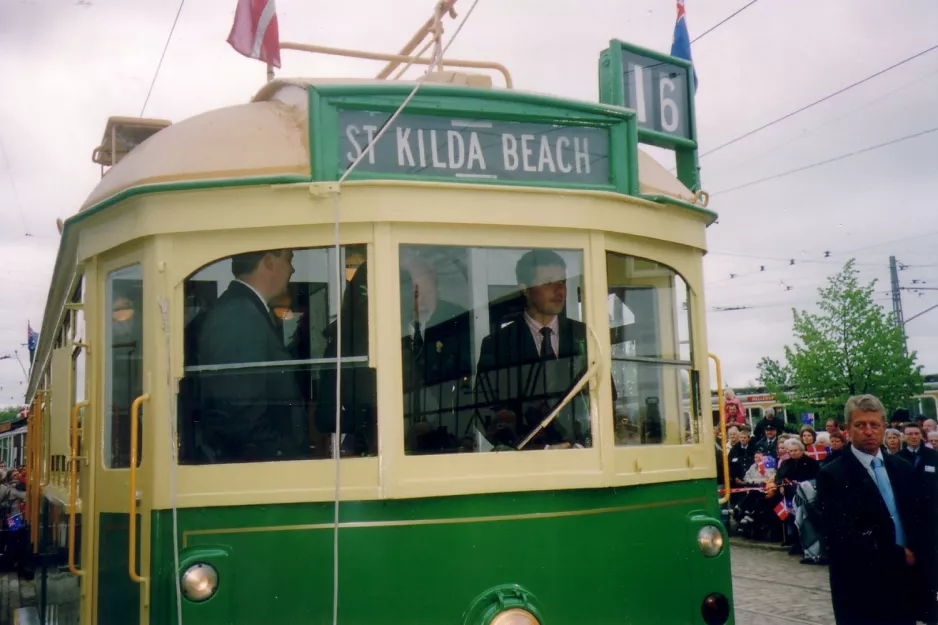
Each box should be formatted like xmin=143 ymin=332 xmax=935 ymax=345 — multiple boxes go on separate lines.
xmin=475 ymin=249 xmax=590 ymax=450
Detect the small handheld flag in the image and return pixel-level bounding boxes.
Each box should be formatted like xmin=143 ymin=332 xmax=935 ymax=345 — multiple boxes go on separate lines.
xmin=774 ymin=501 xmax=789 ymax=521
xmin=227 ymin=0 xmax=281 ymax=68
xmin=670 ymin=0 xmax=698 ymax=91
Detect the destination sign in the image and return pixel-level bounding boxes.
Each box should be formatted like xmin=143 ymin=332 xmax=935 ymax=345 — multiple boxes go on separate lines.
xmin=338 ymin=110 xmax=610 ymax=185
xmin=619 ymin=48 xmax=692 ymax=141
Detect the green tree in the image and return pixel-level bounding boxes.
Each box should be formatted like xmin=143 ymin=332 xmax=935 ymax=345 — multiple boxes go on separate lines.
xmin=0 ymin=406 xmax=22 ymax=423
xmin=771 ymin=260 xmax=922 ymax=420
xmin=756 ymin=356 xmax=791 ymax=388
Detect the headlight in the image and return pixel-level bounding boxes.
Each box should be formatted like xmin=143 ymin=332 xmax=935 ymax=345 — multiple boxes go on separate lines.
xmin=181 ymin=563 xmax=219 ymax=602
xmin=697 ymin=524 xmax=724 ymax=557
xmin=490 ymin=608 xmax=540 ymax=625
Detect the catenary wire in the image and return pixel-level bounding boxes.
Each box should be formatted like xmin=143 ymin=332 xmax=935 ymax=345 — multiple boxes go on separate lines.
xmin=699 ymin=43 xmax=938 ymax=159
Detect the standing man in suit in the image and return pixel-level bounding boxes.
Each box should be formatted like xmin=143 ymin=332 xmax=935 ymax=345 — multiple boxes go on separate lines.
xmin=400 ymin=254 xmax=473 ymax=452
xmin=898 ymin=421 xmax=938 ymax=623
xmin=475 ymin=249 xmax=589 ymax=450
xmin=817 ymin=394 xmax=929 ymax=625
xmin=196 ymin=248 xmax=309 ymax=463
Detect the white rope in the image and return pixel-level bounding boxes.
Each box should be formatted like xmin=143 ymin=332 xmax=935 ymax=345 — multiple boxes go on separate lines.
xmin=330 ymin=192 xmax=343 ymax=625
xmin=158 ymin=297 xmax=184 ymax=625
xmin=338 ymin=0 xmax=482 ymax=185
xmin=331 ymin=4 xmax=482 ymax=623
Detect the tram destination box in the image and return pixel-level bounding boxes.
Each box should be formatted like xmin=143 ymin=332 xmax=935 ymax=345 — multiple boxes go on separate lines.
xmin=307 ymin=84 xmax=641 ymax=195
xmin=598 ymin=40 xmax=700 ymax=191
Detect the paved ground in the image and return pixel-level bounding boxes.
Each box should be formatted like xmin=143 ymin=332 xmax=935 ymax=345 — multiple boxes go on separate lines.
xmin=731 ymin=538 xmax=835 ymax=625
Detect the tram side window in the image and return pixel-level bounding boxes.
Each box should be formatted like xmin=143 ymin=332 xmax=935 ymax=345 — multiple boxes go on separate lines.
xmin=178 ymin=245 xmax=373 ymax=465
xmin=105 ymin=266 xmax=144 ymax=469
xmin=607 ymin=252 xmax=696 ymax=446
xmin=400 ymin=245 xmax=590 ymax=454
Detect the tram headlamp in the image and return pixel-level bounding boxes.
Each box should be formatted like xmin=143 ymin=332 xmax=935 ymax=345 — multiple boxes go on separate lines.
xmin=489 ymin=608 xmax=540 ymax=625
xmin=697 ymin=524 xmax=724 ymax=557
xmin=181 ymin=563 xmax=218 ymax=602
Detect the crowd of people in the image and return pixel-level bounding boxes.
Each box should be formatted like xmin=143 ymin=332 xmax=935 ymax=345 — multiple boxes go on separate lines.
xmin=717 ymin=394 xmax=938 ymax=625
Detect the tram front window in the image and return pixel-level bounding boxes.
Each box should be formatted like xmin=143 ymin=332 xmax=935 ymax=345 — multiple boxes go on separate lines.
xmin=178 ymin=245 xmax=374 ymax=465
xmin=400 ymin=245 xmax=591 ymax=454
xmin=606 ymin=252 xmax=696 ymax=446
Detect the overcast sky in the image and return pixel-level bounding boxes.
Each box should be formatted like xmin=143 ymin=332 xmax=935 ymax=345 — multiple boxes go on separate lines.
xmin=1 ymin=0 xmax=937 ymax=406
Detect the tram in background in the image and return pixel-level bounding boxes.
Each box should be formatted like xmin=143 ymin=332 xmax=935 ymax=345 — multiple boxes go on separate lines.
xmin=711 ymin=381 xmax=938 ymax=431
xmin=0 ymin=412 xmax=27 ymax=470
xmin=20 ymin=12 xmax=733 ymax=625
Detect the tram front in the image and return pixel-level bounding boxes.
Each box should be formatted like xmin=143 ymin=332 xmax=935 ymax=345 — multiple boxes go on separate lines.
xmin=27 ymin=37 xmax=732 ymax=625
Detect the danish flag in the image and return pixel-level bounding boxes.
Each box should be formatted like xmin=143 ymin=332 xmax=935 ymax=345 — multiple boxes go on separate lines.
xmin=774 ymin=501 xmax=790 ymax=521
xmin=227 ymin=0 xmax=281 ymax=68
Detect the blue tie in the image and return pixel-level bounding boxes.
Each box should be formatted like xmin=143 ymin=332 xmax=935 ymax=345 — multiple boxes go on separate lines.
xmin=871 ymin=457 xmax=906 ymax=547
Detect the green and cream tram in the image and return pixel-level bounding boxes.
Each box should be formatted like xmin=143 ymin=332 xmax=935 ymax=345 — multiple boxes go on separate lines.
xmin=21 ymin=28 xmax=733 ymax=625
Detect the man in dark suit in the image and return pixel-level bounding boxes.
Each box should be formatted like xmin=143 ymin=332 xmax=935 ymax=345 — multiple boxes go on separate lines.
xmin=817 ymin=394 xmax=929 ymax=625
xmin=400 ymin=255 xmax=473 ymax=453
xmin=898 ymin=422 xmax=938 ymax=623
xmin=196 ymin=248 xmax=309 ymax=463
xmin=475 ymin=249 xmax=589 ymax=450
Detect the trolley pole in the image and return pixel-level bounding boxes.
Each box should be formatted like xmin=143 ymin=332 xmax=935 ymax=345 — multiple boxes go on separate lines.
xmin=889 ymin=255 xmax=908 ymax=356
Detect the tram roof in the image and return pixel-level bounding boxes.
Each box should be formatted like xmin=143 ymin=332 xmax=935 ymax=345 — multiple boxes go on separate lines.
xmin=79 ymin=77 xmax=699 ymax=213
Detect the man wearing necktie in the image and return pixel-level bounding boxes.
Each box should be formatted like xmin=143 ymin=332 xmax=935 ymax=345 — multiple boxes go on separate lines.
xmin=399 ymin=254 xmax=473 ymax=452
xmin=195 ymin=249 xmax=309 ymax=463
xmin=898 ymin=421 xmax=938 ymax=624
xmin=475 ymin=249 xmax=589 ymax=450
xmin=817 ymin=394 xmax=931 ymax=625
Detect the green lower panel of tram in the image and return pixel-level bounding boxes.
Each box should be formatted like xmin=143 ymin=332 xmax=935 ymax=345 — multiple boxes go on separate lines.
xmin=120 ymin=479 xmax=732 ymax=625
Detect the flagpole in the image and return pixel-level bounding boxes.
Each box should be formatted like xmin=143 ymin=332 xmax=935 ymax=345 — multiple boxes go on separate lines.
xmin=266 ymin=63 xmax=274 ymax=82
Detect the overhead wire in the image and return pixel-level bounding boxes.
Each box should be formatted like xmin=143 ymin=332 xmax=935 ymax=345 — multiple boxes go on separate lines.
xmin=710 ymin=125 xmax=938 ymax=197
xmin=691 ymin=0 xmax=760 ymax=44
xmin=706 ymin=66 xmax=938 ymax=176
xmin=140 ymin=0 xmax=188 ymax=116
xmin=0 ymin=134 xmax=29 ymax=236
xmin=699 ymin=42 xmax=938 ymax=159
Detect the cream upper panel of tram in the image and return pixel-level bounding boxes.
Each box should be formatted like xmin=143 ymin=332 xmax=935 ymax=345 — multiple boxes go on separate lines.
xmin=80 ymin=81 xmax=697 ymax=213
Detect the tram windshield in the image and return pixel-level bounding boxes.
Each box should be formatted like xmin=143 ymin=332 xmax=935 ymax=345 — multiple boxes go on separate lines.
xmin=400 ymin=245 xmax=589 ymax=454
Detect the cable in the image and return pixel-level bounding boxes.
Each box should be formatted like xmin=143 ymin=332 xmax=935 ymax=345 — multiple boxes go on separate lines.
xmin=700 ymin=42 xmax=938 ymax=159
xmin=707 ymin=66 xmax=938 ymax=176
xmin=710 ymin=125 xmax=938 ymax=196
xmin=329 ymin=4 xmax=483 ymax=625
xmin=140 ymin=0 xmax=187 ymax=116
xmin=0 ymin=134 xmax=29 ymax=235
xmin=691 ymin=0 xmax=760 ymax=44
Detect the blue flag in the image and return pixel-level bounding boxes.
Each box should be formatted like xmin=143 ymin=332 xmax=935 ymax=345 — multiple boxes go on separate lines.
xmin=27 ymin=322 xmax=37 ymax=352
xmin=671 ymin=0 xmax=698 ymax=91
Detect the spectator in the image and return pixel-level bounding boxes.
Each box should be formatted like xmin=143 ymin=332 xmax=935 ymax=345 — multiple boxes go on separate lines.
xmin=816 ymin=431 xmax=831 ymax=450
xmin=726 ymin=426 xmax=739 ymax=453
xmin=927 ymin=430 xmax=938 ymax=450
xmin=824 ymin=418 xmax=842 ymax=436
xmin=753 ymin=407 xmax=784 ymax=443
xmin=756 ymin=423 xmax=780 ymax=458
xmin=801 ymin=426 xmax=827 ymax=462
xmin=821 ymin=431 xmax=846 ymax=467
xmin=776 ymin=439 xmax=820 ymax=555
xmin=729 ymin=428 xmax=756 ymax=485
xmin=885 ymin=428 xmax=903 ymax=455
xmin=724 ymin=389 xmax=747 ymax=426
xmin=924 ymin=419 xmax=937 ymax=437
xmin=736 ymin=451 xmax=779 ymax=538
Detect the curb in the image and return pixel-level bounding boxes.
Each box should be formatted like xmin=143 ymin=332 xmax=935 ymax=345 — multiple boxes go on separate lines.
xmin=729 ymin=536 xmax=788 ymax=552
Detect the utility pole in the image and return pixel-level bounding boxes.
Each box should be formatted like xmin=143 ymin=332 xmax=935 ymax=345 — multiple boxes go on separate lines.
xmin=890 ymin=255 xmax=908 ymax=355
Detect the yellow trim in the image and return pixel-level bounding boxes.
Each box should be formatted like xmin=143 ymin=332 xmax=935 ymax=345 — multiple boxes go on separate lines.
xmin=69 ymin=399 xmax=89 ymax=577
xmin=182 ymin=496 xmax=707 ymax=548
xmin=129 ymin=393 xmax=149 ymax=586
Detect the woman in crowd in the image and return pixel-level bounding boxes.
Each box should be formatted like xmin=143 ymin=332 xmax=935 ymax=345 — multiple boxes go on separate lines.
xmin=801 ymin=426 xmax=827 ymax=462
xmin=884 ymin=427 xmax=902 ymax=455
xmin=775 ymin=439 xmax=820 ymax=555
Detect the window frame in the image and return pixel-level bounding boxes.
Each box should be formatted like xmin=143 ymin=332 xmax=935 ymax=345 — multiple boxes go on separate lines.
xmin=169 ymin=224 xmax=381 ymax=507
xmin=603 ymin=233 xmax=713 ymax=483
xmin=384 ymin=224 xmax=603 ymax=499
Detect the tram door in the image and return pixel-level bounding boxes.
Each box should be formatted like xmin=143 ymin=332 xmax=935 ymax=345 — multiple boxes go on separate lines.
xmin=36 ymin=278 xmax=87 ymax=624
xmin=93 ymin=262 xmax=148 ymax=625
